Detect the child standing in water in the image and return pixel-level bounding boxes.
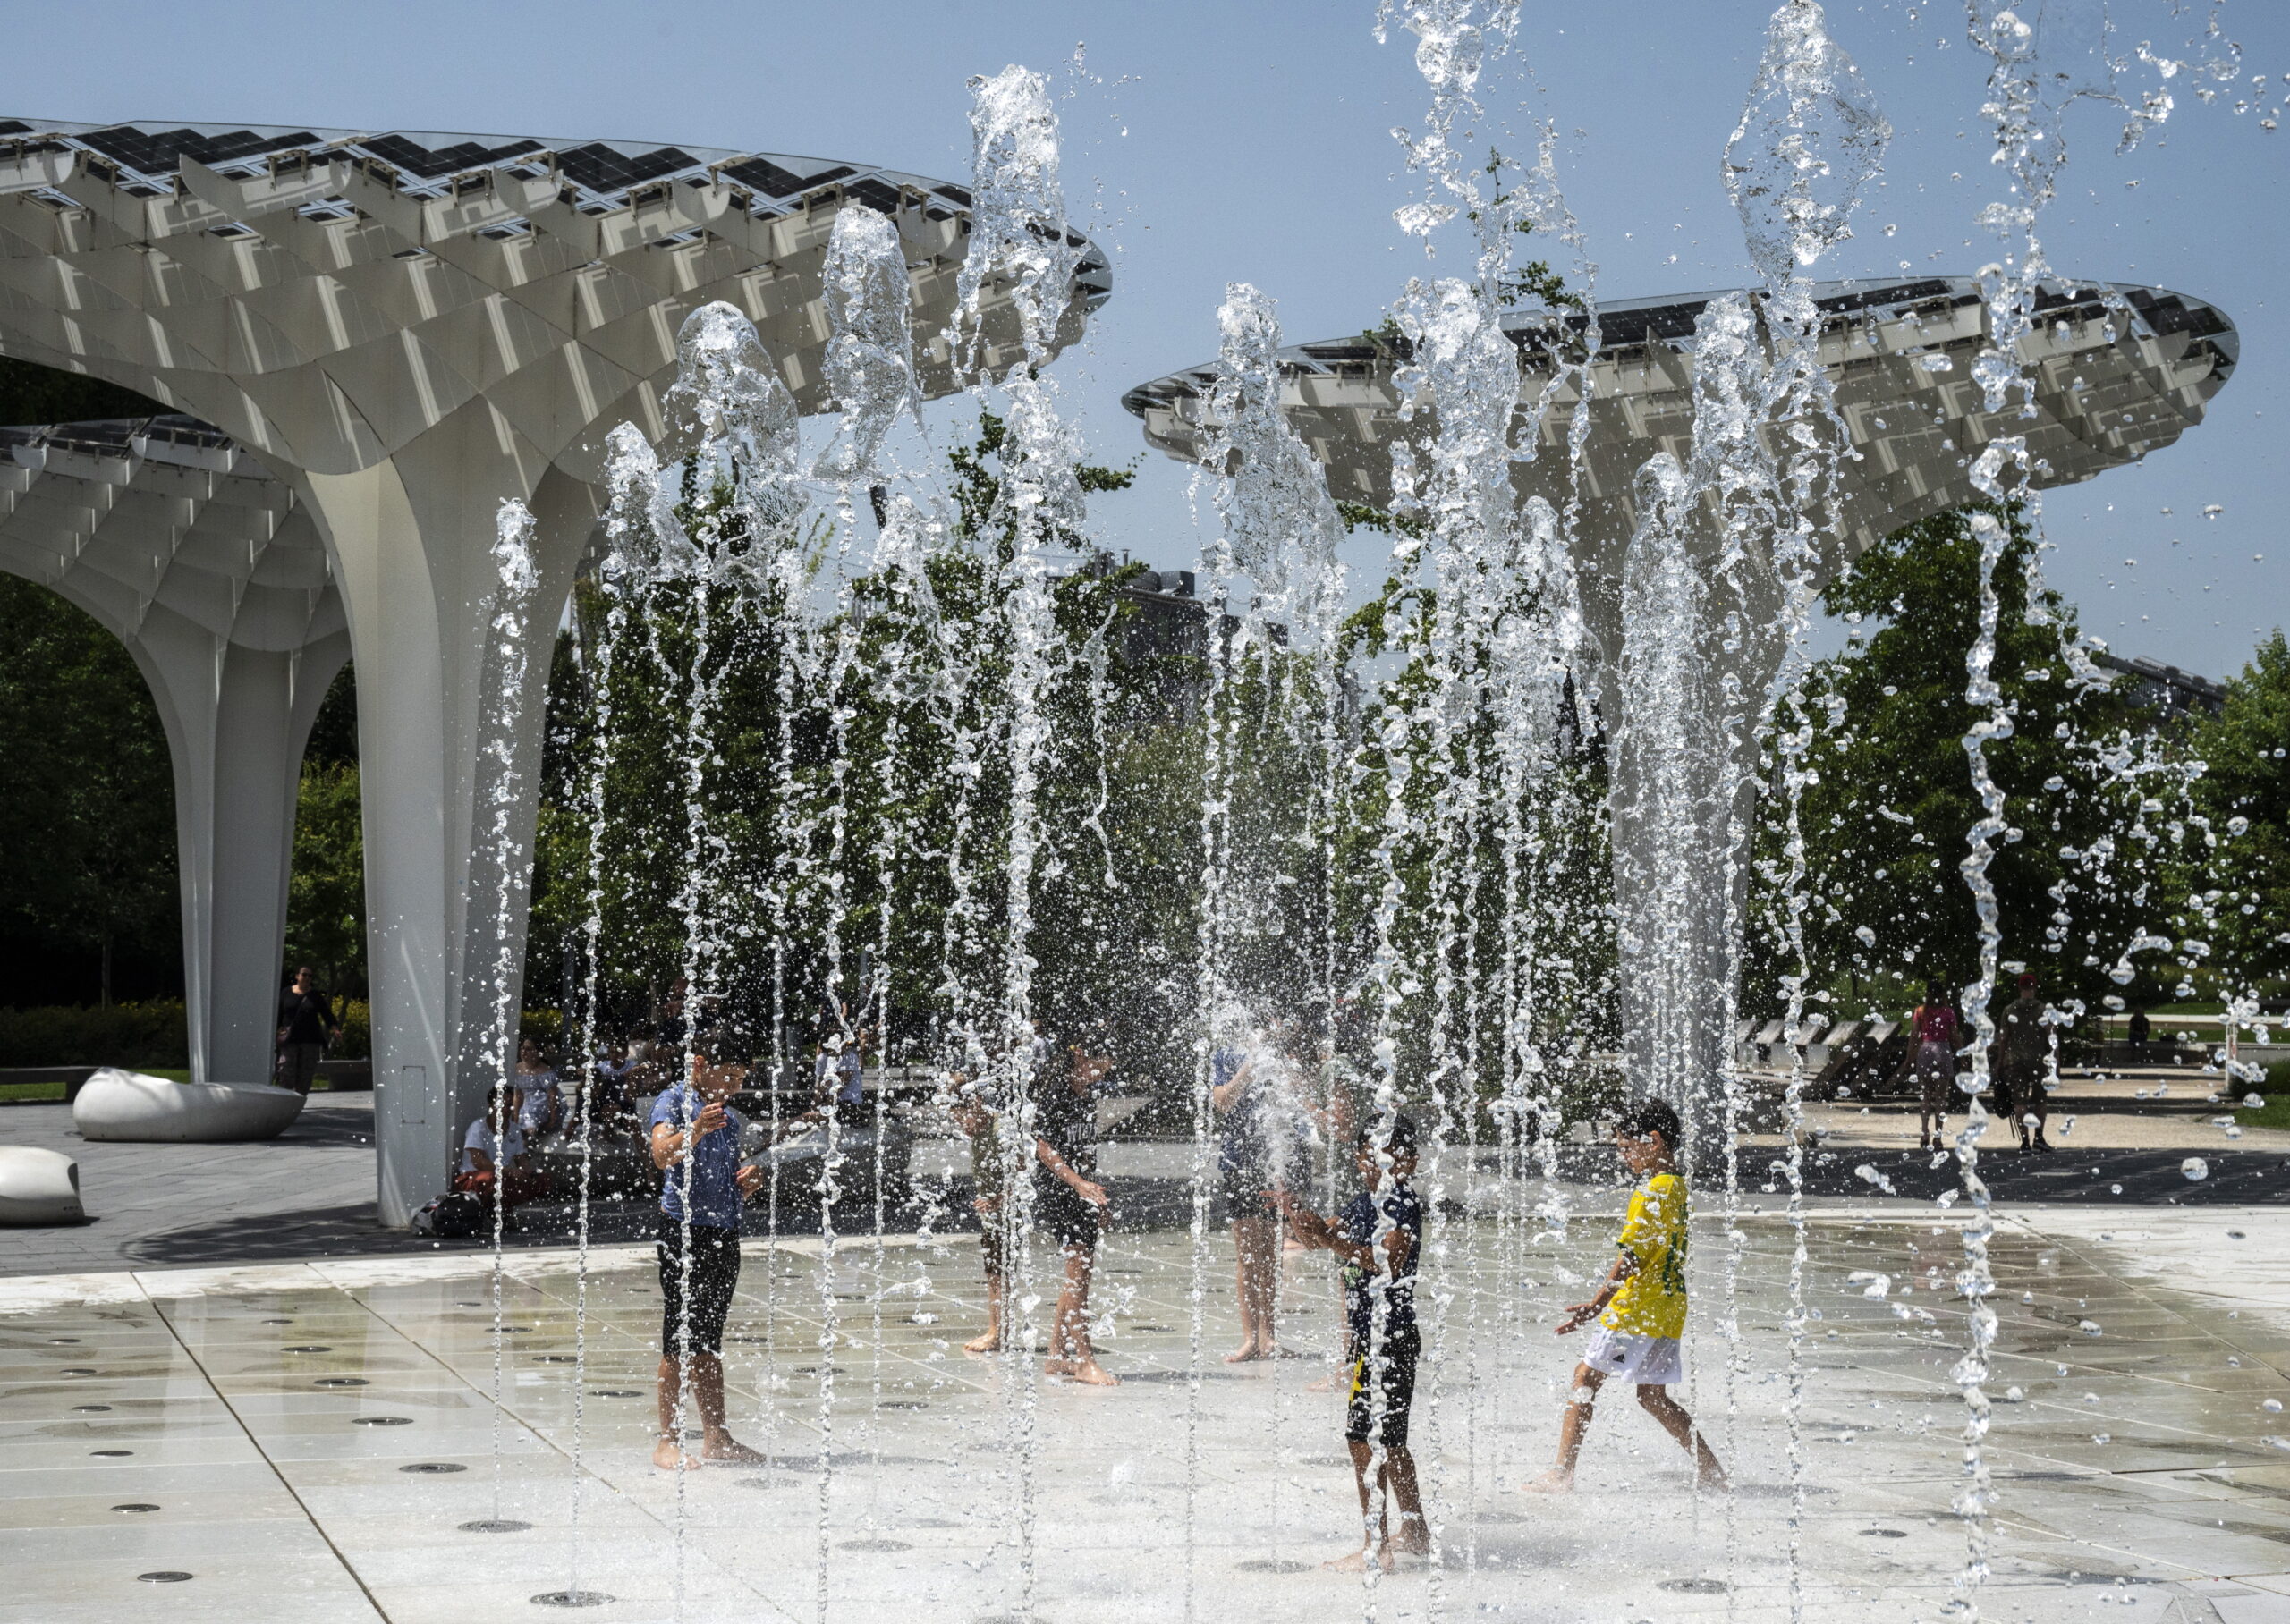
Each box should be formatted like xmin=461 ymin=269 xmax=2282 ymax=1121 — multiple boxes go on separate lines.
xmin=1274 ymin=1112 xmax=1429 ymax=1571
xmin=947 ymin=1077 xmax=1008 ymax=1355
xmin=1527 ymin=1097 xmax=1725 ymax=1493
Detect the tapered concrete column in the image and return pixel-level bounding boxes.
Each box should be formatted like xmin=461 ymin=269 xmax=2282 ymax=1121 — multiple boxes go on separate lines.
xmin=1587 ymin=492 xmax=1794 ymax=1163
xmin=299 ymin=450 xmax=590 ymax=1222
xmin=138 ymin=626 xmax=347 ymax=1086
xmin=300 ymin=444 xmax=590 ymax=1218
xmin=0 ymin=419 xmax=347 ymax=1087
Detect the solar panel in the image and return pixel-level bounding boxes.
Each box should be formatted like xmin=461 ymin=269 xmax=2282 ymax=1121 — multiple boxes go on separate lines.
xmin=555 ymin=142 xmax=700 ymax=196
xmin=359 ymin=133 xmax=546 ymax=181
xmin=76 ymin=125 xmax=321 ymax=179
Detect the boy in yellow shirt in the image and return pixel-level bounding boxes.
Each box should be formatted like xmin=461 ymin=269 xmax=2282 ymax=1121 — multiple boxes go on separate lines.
xmin=1527 ymin=1098 xmax=1725 ymax=1493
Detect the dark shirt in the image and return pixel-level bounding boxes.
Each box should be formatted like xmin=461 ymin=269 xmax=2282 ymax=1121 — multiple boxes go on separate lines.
xmin=1030 ymin=1076 xmax=1097 ymax=1189
xmin=651 ymin=1085 xmax=747 ymax=1230
xmin=278 ymin=986 xmax=335 ymax=1046
xmin=1338 ymin=1184 xmax=1423 ymax=1346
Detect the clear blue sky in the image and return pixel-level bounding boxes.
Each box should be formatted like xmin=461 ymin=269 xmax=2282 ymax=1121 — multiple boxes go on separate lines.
xmin=20 ymin=0 xmax=2286 ymax=679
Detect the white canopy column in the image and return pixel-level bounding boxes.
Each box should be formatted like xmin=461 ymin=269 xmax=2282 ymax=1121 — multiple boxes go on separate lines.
xmin=0 ymin=418 xmax=347 ymax=1089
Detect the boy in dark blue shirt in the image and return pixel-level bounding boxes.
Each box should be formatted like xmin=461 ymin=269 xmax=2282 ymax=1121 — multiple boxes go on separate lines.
xmin=1273 ymin=1111 xmax=1429 ymax=1572
xmin=649 ymin=1033 xmax=770 ymax=1471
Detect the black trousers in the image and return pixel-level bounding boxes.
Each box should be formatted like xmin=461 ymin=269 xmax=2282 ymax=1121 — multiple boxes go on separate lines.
xmin=657 ymin=1215 xmax=741 ymax=1358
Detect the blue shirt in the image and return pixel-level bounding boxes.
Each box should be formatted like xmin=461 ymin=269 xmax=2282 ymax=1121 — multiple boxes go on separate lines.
xmin=818 ymin=1049 xmax=862 ymax=1106
xmin=1338 ymin=1184 xmax=1423 ymax=1346
xmin=650 ymin=1085 xmax=747 ymax=1230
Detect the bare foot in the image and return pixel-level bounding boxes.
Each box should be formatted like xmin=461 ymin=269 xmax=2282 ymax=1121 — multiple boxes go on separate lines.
xmin=964 ymin=1332 xmax=1004 ymax=1355
xmin=1304 ymin=1372 xmax=1338 ymax=1393
xmin=1225 ymin=1344 xmax=1268 ymax=1364
xmin=653 ymin=1438 xmax=702 ymax=1471
xmin=1391 ymin=1519 xmax=1431 ymax=1558
xmin=1043 ymin=1357 xmax=1076 ymax=1377
xmin=701 ymin=1433 xmax=766 ymax=1464
xmin=1067 ymin=1357 xmax=1120 ymax=1387
xmin=1324 ymin=1549 xmax=1370 ymax=1573
xmin=1522 ymin=1468 xmax=1574 ymax=1493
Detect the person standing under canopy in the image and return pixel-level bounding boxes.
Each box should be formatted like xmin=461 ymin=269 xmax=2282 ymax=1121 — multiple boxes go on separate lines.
xmin=275 ymin=966 xmax=340 ymax=1095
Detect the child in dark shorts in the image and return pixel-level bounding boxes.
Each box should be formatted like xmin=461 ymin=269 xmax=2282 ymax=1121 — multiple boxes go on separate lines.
xmin=1273 ymin=1112 xmax=1429 ymax=1572
xmin=1030 ymin=1036 xmax=1115 ymax=1385
xmin=949 ymin=1078 xmax=1008 ymax=1355
xmin=647 ymin=1035 xmax=780 ymax=1472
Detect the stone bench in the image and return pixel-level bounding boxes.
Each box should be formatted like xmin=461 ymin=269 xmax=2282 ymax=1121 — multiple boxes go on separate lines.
xmin=72 ymin=1069 xmax=305 ymax=1143
xmin=0 ymin=1146 xmax=84 ymax=1223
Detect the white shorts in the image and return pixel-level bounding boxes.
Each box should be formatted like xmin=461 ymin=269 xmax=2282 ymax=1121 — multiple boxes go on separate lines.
xmin=1581 ymin=1326 xmax=1683 ymax=1386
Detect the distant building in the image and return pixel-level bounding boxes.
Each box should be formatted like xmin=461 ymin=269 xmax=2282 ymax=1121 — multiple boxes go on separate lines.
xmin=2095 ymin=651 xmax=2226 ymax=726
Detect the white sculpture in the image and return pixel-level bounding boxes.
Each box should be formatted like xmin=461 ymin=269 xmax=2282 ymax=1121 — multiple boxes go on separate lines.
xmin=0 ymin=1146 xmax=85 ymax=1224
xmin=72 ymin=1069 xmax=305 ymax=1144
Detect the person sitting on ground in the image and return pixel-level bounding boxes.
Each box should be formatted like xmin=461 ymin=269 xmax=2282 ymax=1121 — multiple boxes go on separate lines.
xmin=1526 ymin=1097 xmax=1726 ymax=1495
xmin=275 ymin=966 xmax=341 ymax=1096
xmin=1032 ymin=1032 xmax=1116 ymax=1386
xmin=649 ymin=1031 xmax=774 ymax=1472
xmin=947 ymin=1074 xmax=1009 ymax=1356
xmin=454 ymin=1081 xmax=550 ymax=1210
xmin=1271 ymin=1111 xmax=1429 ymax=1572
xmin=513 ymin=1037 xmax=563 ymax=1139
xmin=568 ymin=1039 xmax=635 ymax=1139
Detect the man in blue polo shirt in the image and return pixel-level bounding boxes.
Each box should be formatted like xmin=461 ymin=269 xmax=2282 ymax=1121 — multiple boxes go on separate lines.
xmin=649 ymin=1031 xmax=768 ymax=1471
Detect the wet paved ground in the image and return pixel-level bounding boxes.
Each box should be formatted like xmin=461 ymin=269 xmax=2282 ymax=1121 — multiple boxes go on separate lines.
xmin=7 ymin=1205 xmax=2290 ymax=1621
xmin=7 ymin=1075 xmax=2287 ymax=1277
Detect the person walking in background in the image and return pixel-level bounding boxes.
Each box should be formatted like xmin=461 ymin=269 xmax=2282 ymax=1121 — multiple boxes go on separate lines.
xmin=814 ymin=1022 xmax=868 ymax=1126
xmin=275 ymin=966 xmax=339 ymax=1095
xmin=1904 ymin=981 xmax=1962 ymax=1153
xmin=1993 ymin=974 xmax=2053 ymax=1152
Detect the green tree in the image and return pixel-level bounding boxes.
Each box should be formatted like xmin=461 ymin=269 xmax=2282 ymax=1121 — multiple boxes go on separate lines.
xmin=1751 ymin=503 xmax=2200 ymax=1018
xmin=0 ymin=578 xmax=180 ymax=1003
xmin=282 ymin=664 xmax=366 ymax=994
xmin=2179 ymin=630 xmax=2290 ymax=992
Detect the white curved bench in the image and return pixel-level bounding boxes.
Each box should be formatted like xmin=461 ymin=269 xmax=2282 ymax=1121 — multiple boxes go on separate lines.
xmin=72 ymin=1069 xmax=306 ymax=1143
xmin=0 ymin=1146 xmax=85 ymax=1224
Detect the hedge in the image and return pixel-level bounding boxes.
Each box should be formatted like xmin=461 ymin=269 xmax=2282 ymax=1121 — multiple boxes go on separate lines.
xmin=0 ymin=1001 xmax=188 ymax=1068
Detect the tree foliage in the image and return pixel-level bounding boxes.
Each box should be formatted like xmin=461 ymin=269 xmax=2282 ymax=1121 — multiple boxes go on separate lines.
xmin=0 ymin=578 xmax=180 ymax=1004
xmin=2179 ymin=630 xmax=2290 ymax=992
xmin=1749 ymin=503 xmax=2216 ymax=1018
